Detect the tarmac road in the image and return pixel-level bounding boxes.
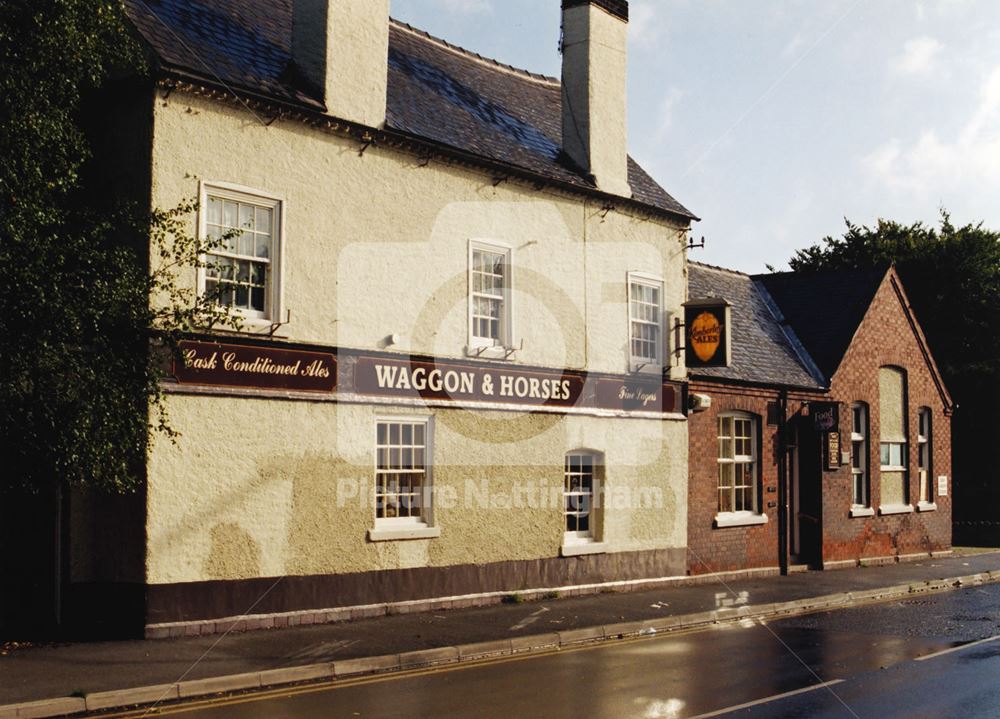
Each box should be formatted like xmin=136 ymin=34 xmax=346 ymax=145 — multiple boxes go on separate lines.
xmin=107 ymin=582 xmax=1000 ymax=718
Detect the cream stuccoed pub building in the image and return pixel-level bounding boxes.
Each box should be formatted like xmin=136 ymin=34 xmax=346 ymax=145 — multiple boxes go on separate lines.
xmin=70 ymin=0 xmax=699 ymax=636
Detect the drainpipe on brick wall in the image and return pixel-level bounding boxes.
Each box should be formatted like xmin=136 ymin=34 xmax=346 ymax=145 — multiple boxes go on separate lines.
xmin=777 ymin=389 xmax=789 ymax=575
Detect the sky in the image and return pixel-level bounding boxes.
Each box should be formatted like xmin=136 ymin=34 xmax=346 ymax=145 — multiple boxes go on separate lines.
xmin=390 ymin=0 xmax=1000 ymax=273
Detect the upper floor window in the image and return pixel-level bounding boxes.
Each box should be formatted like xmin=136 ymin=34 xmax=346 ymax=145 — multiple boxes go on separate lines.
xmin=628 ymin=273 xmax=664 ymax=373
xmin=468 ymin=241 xmax=512 ymax=354
xmin=200 ymin=183 xmax=281 ymax=322
xmin=851 ymin=403 xmax=870 ymax=508
xmin=878 ymin=366 xmax=910 ymax=510
xmin=918 ymin=407 xmax=933 ymax=505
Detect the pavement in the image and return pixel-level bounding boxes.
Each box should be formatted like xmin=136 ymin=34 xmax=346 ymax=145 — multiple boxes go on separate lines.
xmin=1 ymin=550 xmax=999 ymax=718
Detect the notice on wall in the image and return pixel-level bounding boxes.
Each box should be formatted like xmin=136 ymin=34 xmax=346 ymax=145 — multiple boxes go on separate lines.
xmin=825 ymin=431 xmax=841 ymax=471
xmin=938 ymin=475 xmax=948 ymax=497
xmin=172 ymin=340 xmax=337 ymax=392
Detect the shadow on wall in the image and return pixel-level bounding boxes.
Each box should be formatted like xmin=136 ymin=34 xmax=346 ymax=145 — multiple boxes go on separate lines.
xmin=204 ymin=522 xmax=262 ymax=579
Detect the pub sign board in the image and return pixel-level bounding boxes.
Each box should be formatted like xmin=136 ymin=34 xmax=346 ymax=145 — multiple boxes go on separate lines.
xmin=683 ymin=298 xmax=731 ymax=368
xmin=173 ymin=340 xmax=337 ymax=392
xmin=812 ymin=402 xmax=839 ymax=432
xmin=171 ymin=339 xmax=683 ymax=415
xmin=355 ymin=356 xmax=584 ymax=409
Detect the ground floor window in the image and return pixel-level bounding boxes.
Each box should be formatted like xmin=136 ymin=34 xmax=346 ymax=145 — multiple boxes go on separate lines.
xmin=564 ymin=451 xmax=600 ymax=542
xmin=851 ymin=403 xmax=870 ymax=507
xmin=375 ymin=418 xmax=431 ymax=526
xmin=918 ymin=407 xmax=933 ymax=504
xmin=879 ymin=441 xmax=908 ymax=506
xmin=718 ymin=413 xmax=757 ymax=514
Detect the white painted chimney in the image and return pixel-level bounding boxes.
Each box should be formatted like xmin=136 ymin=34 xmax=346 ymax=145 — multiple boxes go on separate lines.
xmin=560 ymin=0 xmax=631 ymax=197
xmin=292 ymin=0 xmax=390 ymax=128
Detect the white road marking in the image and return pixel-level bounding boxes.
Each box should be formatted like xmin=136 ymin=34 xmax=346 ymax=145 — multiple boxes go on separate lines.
xmin=509 ymin=606 xmax=549 ymax=631
xmin=685 ymin=680 xmax=845 ymax=719
xmin=914 ymin=634 xmax=1000 ymax=661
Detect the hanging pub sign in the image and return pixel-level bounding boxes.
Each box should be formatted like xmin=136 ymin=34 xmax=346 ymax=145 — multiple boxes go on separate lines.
xmin=812 ymin=402 xmax=839 ymax=432
xmin=173 ymin=340 xmax=337 ymax=392
xmin=683 ymin=298 xmax=731 ymax=368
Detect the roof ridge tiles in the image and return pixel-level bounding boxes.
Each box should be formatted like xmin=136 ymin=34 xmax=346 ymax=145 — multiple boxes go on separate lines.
xmin=389 ymin=18 xmax=559 ymax=85
xmin=687 ymin=259 xmax=751 ymax=277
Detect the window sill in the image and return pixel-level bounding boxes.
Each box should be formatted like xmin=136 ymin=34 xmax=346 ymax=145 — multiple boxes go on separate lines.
xmin=849 ymin=506 xmax=875 ymax=518
xmin=367 ymin=526 xmax=441 ymax=542
xmin=560 ymin=541 xmax=607 ymax=557
xmin=465 ymin=345 xmax=514 ymax=361
xmin=878 ymin=504 xmax=914 ymax=516
xmin=916 ymin=501 xmax=938 ymax=512
xmin=714 ymin=512 xmax=768 ymax=528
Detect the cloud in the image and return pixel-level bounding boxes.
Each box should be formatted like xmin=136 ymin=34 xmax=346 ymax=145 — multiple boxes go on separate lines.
xmin=862 ymin=66 xmax=1000 ymax=197
xmin=890 ymin=36 xmax=944 ymax=75
xmin=653 ymin=86 xmax=684 ymax=142
xmin=781 ymin=32 xmax=806 ymax=60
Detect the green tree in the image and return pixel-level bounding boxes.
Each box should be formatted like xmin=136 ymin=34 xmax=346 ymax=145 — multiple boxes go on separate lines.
xmin=789 ymin=212 xmax=1000 ymax=537
xmin=1 ymin=0 xmax=234 ymax=494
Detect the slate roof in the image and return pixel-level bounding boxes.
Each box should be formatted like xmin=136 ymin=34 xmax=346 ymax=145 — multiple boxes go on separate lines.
xmin=753 ymin=267 xmax=889 ymax=382
xmin=123 ymin=0 xmax=695 ymax=220
xmin=687 ymin=263 xmax=824 ymax=389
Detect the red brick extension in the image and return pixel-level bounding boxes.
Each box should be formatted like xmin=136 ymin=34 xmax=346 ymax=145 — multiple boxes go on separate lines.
xmin=687 ymin=269 xmax=952 ymax=573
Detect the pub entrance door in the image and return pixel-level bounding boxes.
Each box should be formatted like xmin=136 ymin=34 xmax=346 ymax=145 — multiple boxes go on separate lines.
xmin=793 ymin=415 xmax=823 ymax=567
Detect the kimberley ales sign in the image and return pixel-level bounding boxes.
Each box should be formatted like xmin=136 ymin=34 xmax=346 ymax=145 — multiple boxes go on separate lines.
xmin=355 ymin=357 xmax=583 ymax=408
xmin=173 ymin=340 xmax=337 ymax=392
xmin=684 ymin=299 xmax=731 ymax=369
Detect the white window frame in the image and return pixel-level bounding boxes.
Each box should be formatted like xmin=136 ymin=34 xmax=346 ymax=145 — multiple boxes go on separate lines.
xmin=878 ymin=366 xmax=912 ymax=514
xmin=627 ymin=271 xmax=666 ymax=374
xmin=917 ymin=407 xmax=936 ymax=511
xmin=560 ymin=450 xmax=607 ymax=557
xmin=467 ymin=239 xmax=513 ymax=359
xmin=368 ymin=415 xmax=440 ymax=542
xmin=197 ymin=181 xmax=284 ymax=327
xmin=850 ymin=402 xmax=871 ymax=514
xmin=715 ymin=412 xmax=767 ymax=528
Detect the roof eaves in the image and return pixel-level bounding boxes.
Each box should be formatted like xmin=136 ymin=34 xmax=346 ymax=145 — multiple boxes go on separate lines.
xmin=688 ymin=372 xmax=827 ymax=393
xmin=154 ymin=74 xmax=697 ymax=225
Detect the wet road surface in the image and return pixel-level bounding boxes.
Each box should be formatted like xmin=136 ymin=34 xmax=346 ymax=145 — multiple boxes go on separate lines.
xmin=106 ymin=584 xmax=1000 ymax=718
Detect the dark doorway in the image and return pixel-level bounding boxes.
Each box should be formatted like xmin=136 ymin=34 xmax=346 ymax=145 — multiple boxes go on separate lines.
xmin=0 ymin=487 xmax=63 ymax=638
xmin=793 ymin=416 xmax=823 ymax=567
